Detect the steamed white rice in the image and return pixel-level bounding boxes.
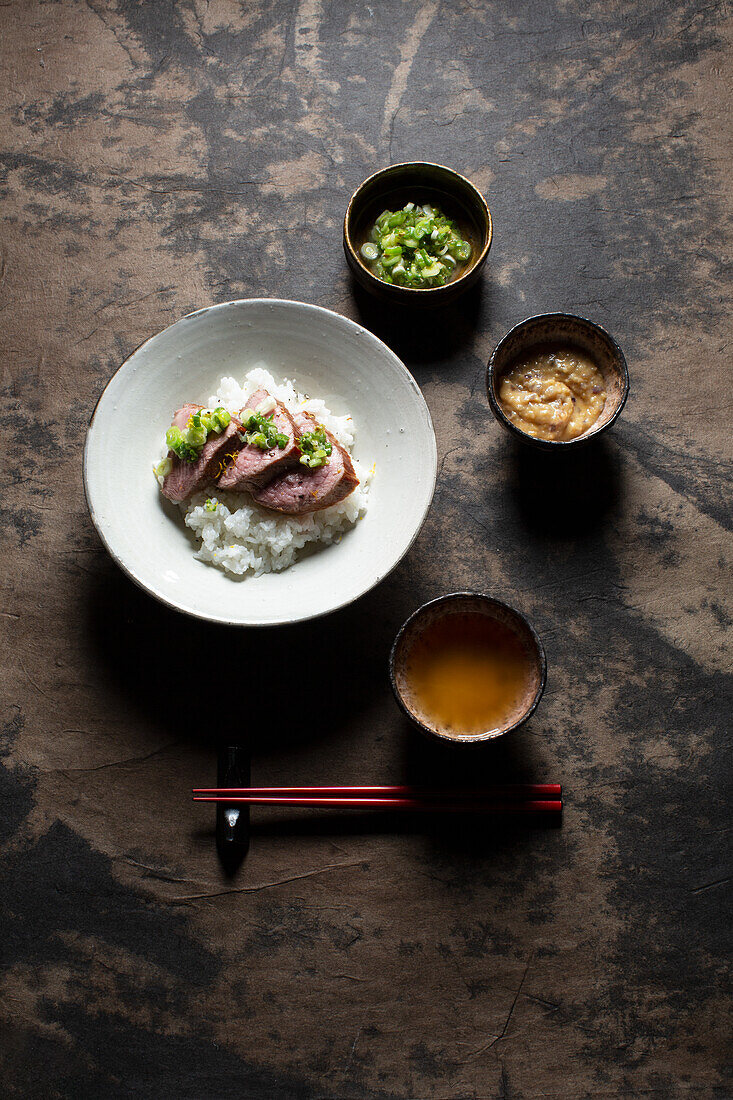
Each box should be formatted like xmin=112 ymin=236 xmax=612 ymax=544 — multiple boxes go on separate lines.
xmin=159 ymin=366 xmax=370 ymax=577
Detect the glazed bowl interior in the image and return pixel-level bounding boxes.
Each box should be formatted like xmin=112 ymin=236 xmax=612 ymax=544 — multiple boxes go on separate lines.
xmin=84 ymin=298 xmax=437 ymax=626
xmin=344 ymin=163 xmax=492 ymax=301
xmin=390 ymin=593 xmax=546 ymax=744
xmin=487 ymin=313 xmax=629 ymax=448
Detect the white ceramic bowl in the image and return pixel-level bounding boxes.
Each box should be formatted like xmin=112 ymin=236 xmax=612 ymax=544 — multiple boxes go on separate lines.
xmin=84 ymin=298 xmax=437 ymax=626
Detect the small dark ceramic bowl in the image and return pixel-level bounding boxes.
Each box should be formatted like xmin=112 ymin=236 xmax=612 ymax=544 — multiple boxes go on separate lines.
xmin=389 ymin=592 xmax=546 ymax=744
xmin=486 ymin=313 xmax=629 ymax=449
xmin=344 ymin=163 xmax=492 ymax=306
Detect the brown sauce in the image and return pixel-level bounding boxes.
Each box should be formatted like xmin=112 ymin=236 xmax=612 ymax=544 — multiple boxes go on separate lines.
xmin=399 ymin=611 xmax=535 ymax=737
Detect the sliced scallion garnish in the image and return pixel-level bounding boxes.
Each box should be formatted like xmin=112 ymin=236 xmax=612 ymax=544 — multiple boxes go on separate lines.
xmin=164 ymin=406 xmax=231 ymax=464
xmin=241 ymin=409 xmax=289 ymax=452
xmin=298 ymin=426 xmax=333 ymax=468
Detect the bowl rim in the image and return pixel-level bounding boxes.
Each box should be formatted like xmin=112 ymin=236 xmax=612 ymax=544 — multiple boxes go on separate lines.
xmin=83 ymin=296 xmax=438 ymax=627
xmin=388 ymin=591 xmax=547 ymax=743
xmin=486 ymin=311 xmax=630 ymax=449
xmin=343 ymin=161 xmax=493 ymax=296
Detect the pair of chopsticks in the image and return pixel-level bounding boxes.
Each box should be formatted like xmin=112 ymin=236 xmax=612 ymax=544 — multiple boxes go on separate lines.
xmin=193 ymin=784 xmax=562 ymax=814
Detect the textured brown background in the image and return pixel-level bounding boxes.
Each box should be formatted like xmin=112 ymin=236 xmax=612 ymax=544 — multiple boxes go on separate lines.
xmin=1 ymin=1 xmax=731 ymax=1097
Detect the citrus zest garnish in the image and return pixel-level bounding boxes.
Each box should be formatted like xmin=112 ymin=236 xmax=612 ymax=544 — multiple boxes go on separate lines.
xmin=216 ymin=452 xmax=239 ymax=478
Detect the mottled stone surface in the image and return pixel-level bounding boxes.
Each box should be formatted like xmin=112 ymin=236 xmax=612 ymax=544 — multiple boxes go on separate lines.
xmin=1 ymin=1 xmax=731 ymax=1097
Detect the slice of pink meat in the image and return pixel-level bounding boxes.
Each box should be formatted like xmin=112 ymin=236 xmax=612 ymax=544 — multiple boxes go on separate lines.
xmin=217 ymin=388 xmax=300 ymax=491
xmin=251 ymin=411 xmax=359 ymax=515
xmin=160 ymin=404 xmax=243 ymax=503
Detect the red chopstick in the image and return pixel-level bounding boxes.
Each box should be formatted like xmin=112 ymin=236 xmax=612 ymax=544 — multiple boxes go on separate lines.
xmin=192 ymin=785 xmax=562 ymax=814
xmin=194 ymin=797 xmax=560 ymax=813
xmin=193 ymin=784 xmax=561 ymax=799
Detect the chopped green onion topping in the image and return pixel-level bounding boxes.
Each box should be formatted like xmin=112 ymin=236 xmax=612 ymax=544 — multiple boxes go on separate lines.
xmin=166 ymin=426 xmax=199 ymax=463
xmin=154 ymin=456 xmax=172 ymax=479
xmin=165 ymin=407 xmax=231 ymax=464
xmin=204 ymin=498 xmax=217 ymax=512
xmin=298 ymin=426 xmax=332 ymax=468
xmin=361 ymin=202 xmax=472 ymax=289
xmin=241 ymin=409 xmax=289 ymax=451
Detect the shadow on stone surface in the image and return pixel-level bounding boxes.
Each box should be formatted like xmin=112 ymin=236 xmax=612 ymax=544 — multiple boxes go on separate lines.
xmin=508 ymin=434 xmax=624 ymax=538
xmin=241 ymin=806 xmax=561 ymax=842
xmin=349 ymin=276 xmax=487 ymax=367
xmin=85 ymin=565 xmax=395 ymax=759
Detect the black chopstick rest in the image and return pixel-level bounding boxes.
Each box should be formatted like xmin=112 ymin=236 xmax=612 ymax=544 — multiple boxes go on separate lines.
xmin=216 ymin=743 xmax=251 ymax=871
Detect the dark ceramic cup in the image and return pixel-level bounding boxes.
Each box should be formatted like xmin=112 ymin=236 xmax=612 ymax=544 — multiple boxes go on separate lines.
xmin=389 ymin=592 xmax=546 ymax=744
xmin=486 ymin=313 xmax=629 ymax=449
xmin=344 ymin=162 xmax=492 ymax=306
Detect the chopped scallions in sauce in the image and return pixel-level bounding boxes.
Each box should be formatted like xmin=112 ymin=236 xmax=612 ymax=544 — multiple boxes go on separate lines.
xmin=360 ymin=203 xmax=472 ymax=288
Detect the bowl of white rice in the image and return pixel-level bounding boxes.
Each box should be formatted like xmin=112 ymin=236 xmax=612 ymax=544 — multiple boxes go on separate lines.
xmin=84 ymin=298 xmax=437 ymax=626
